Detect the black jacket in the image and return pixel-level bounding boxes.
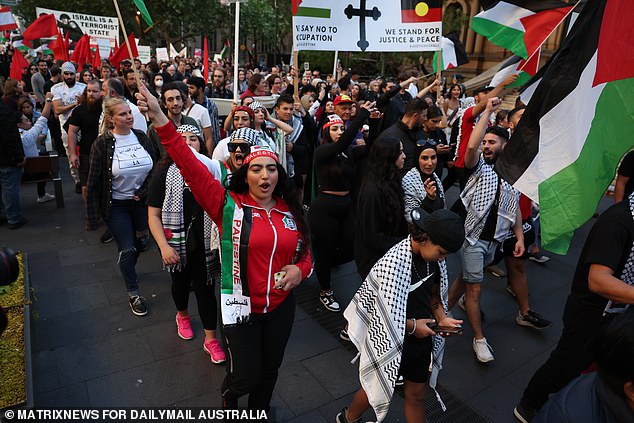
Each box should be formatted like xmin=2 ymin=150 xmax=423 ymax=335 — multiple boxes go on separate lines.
xmin=0 ymin=102 xmax=23 ymax=167
xmin=85 ymin=129 xmax=157 ymax=229
xmin=377 ymin=120 xmax=424 ymax=173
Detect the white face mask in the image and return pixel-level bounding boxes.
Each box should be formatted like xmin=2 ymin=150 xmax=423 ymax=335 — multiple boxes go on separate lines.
xmin=155 ymin=80 xmax=163 ymax=88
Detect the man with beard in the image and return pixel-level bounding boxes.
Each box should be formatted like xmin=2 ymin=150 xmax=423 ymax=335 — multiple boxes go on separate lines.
xmin=206 ymin=67 xmax=233 ymax=100
xmin=67 ymin=80 xmax=103 ymax=201
xmin=447 ymin=98 xmax=524 ymax=363
xmin=31 ymin=59 xmax=48 ymax=107
xmin=123 ymin=69 xmax=144 ymax=105
xmin=147 ymin=82 xmax=199 ymax=157
xmin=187 ymin=76 xmax=221 ymax=154
xmin=51 ymin=62 xmax=86 ymax=193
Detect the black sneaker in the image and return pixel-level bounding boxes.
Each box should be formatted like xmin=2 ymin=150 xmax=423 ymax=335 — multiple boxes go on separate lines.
xmin=100 ymin=229 xmax=113 ymax=243
xmin=129 ymin=295 xmax=147 ymax=316
xmin=336 ymin=407 xmax=360 ymax=423
xmin=319 ymin=290 xmax=341 ymax=312
xmin=514 ymin=399 xmax=538 ymax=423
xmin=516 ymin=310 xmax=552 ymax=329
xmin=8 ymin=217 xmax=27 ymax=230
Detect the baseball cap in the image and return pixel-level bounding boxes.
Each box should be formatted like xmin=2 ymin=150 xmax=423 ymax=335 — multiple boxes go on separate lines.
xmin=410 ymin=208 xmax=465 ymax=253
xmin=333 ymin=94 xmax=354 ymax=106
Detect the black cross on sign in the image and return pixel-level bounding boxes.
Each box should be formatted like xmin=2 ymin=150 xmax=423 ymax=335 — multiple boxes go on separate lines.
xmin=344 ymin=0 xmax=381 ymax=52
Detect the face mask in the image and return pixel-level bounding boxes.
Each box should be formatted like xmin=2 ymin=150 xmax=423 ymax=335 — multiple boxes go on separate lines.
xmin=155 ymin=80 xmax=163 ymax=88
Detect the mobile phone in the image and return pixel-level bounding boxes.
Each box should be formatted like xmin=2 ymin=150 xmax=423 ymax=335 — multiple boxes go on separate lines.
xmin=303 ymin=62 xmax=310 ymax=71
xmin=436 ymin=326 xmax=463 ymax=336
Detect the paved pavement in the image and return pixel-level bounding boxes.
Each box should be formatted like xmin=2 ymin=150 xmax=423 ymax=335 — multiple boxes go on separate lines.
xmin=2 ymin=163 xmax=612 ymax=422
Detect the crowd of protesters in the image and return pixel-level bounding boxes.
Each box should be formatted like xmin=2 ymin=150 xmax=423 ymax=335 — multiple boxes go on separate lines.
xmin=0 ymin=45 xmax=633 ymax=423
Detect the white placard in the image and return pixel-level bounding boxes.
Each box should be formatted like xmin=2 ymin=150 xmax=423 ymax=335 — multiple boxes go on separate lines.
xmin=36 ymin=7 xmax=119 ymax=49
xmin=137 ymin=45 xmax=151 ymax=64
xmin=292 ymin=0 xmax=441 ymax=52
xmin=156 ymin=47 xmax=169 ymax=62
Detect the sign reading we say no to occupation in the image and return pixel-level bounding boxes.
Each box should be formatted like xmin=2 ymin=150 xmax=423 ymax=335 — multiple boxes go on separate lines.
xmin=292 ymin=0 xmax=442 ymax=52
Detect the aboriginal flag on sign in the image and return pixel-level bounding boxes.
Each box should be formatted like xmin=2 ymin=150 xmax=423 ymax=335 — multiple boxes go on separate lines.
xmin=401 ymin=0 xmax=442 ymax=23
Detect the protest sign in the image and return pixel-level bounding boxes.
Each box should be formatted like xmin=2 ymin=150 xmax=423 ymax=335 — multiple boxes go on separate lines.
xmin=137 ymin=45 xmax=151 ymax=64
xmin=292 ymin=0 xmax=441 ymax=52
xmin=156 ymin=47 xmax=169 ymax=62
xmin=36 ymin=7 xmax=119 ymax=49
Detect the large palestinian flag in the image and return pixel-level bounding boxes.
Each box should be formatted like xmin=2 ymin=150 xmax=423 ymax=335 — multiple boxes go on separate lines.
xmin=496 ymin=0 xmax=634 ymax=254
xmin=432 ymin=32 xmax=468 ymax=72
xmin=472 ymin=0 xmax=573 ymax=59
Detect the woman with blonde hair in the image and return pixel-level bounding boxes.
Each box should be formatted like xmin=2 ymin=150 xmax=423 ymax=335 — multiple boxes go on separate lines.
xmin=86 ymin=97 xmax=157 ymax=316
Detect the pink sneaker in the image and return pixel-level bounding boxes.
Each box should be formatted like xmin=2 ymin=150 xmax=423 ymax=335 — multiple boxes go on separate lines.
xmin=175 ymin=313 xmax=194 ymax=340
xmin=203 ymin=338 xmax=226 ymax=364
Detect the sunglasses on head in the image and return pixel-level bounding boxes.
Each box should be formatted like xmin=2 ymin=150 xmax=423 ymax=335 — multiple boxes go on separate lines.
xmin=227 ymin=142 xmax=251 ymax=154
xmin=417 ymin=139 xmax=438 ymax=147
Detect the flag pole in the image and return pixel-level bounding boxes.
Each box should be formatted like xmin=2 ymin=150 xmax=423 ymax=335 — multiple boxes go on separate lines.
xmin=112 ymin=0 xmax=141 ymax=85
xmin=436 ymin=47 xmax=442 ymax=98
xmin=517 ymin=0 xmax=581 ymax=72
xmin=233 ymin=0 xmax=241 ymax=102
xmin=292 ymin=50 xmax=299 ymax=97
xmin=332 ymin=50 xmax=339 ymax=79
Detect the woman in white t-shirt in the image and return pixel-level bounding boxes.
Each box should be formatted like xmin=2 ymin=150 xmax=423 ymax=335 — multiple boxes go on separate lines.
xmin=86 ymin=97 xmax=157 ymax=317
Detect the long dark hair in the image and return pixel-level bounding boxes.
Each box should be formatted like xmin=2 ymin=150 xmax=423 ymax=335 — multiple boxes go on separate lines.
xmin=158 ymin=136 xmax=209 ymax=169
xmin=228 ymin=163 xmax=310 ymax=258
xmin=360 ymin=136 xmax=404 ymax=214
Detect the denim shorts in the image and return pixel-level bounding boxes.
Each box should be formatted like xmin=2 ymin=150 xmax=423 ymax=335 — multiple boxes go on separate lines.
xmin=460 ymin=239 xmax=498 ymax=284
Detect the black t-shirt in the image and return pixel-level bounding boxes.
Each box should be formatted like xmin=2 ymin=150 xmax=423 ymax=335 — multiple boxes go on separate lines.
xmin=570 ymin=200 xmax=634 ymax=312
xmin=618 ymin=151 xmax=634 ymax=199
xmin=66 ymin=104 xmax=101 ymax=156
xmin=147 ymin=165 xmax=205 ymax=249
xmin=407 ymin=253 xmax=440 ymax=320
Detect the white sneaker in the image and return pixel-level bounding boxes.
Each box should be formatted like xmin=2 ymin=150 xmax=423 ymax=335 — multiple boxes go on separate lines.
xmin=37 ymin=193 xmax=55 ymax=203
xmin=473 ymin=337 xmax=494 ymax=363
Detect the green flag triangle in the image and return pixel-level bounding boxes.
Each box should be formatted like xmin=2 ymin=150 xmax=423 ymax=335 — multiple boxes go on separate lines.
xmin=133 ymin=0 xmax=153 ymax=26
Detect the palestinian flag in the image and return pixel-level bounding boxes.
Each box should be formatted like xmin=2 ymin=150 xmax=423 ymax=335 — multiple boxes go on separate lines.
xmin=489 ymin=49 xmax=540 ymax=88
xmin=220 ymin=39 xmax=230 ymax=59
xmin=472 ymin=0 xmax=573 ymax=59
xmin=292 ymin=0 xmax=331 ymax=18
xmin=495 ymin=0 xmax=634 ymax=254
xmin=12 ymin=39 xmax=29 ymax=53
xmin=0 ymin=7 xmax=17 ymax=31
xmin=432 ymin=32 xmax=468 ymax=72
xmin=401 ymin=0 xmax=442 ymax=23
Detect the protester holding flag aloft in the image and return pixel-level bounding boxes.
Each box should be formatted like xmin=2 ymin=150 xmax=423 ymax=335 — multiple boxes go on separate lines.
xmin=135 ymin=81 xmax=312 ymax=415
xmin=451 ymin=73 xmax=518 ymax=191
xmin=446 ymin=97 xmax=524 ymax=364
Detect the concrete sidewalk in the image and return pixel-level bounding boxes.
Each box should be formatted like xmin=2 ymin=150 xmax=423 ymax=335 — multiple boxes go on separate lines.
xmin=2 ymin=162 xmax=608 ymax=422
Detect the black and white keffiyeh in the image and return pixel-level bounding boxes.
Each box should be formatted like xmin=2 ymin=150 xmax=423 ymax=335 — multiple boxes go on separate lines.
xmin=402 ymin=168 xmax=445 ymax=223
xmin=603 ymin=192 xmax=634 ymax=315
xmin=162 ymin=163 xmax=216 ymax=284
xmin=460 ymin=157 xmax=518 ymax=245
xmin=344 ymin=238 xmax=450 ymax=421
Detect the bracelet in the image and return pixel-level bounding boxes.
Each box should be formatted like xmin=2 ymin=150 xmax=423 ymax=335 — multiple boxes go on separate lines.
xmin=407 ymin=318 xmax=417 ymax=335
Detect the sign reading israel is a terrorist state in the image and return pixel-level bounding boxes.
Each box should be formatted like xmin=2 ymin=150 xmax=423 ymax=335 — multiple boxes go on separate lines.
xmin=292 ymin=0 xmax=442 ymax=52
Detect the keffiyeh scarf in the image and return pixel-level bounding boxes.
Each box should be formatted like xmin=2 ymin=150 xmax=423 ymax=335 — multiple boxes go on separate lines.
xmin=461 ymin=157 xmax=518 ymax=245
xmin=161 ymin=163 xmax=215 ymax=284
xmin=402 ymin=168 xmax=445 ymax=222
xmin=344 ymin=238 xmax=450 ymax=422
xmin=603 ymin=192 xmax=634 ymax=315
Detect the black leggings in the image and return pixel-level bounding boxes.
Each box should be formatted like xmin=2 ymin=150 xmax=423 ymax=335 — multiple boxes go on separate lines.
xmin=308 ymin=193 xmax=355 ymax=291
xmin=221 ymin=293 xmax=295 ymax=411
xmin=170 ymin=248 xmax=218 ymax=331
